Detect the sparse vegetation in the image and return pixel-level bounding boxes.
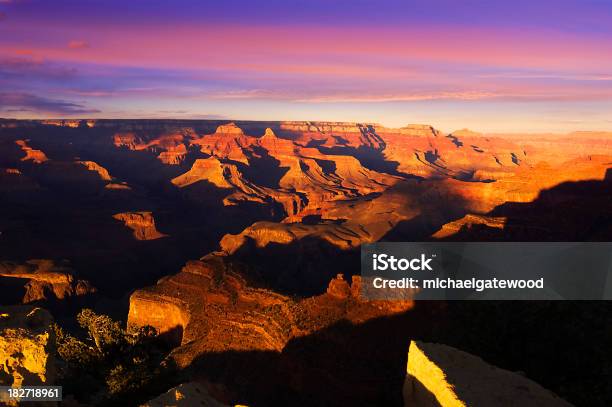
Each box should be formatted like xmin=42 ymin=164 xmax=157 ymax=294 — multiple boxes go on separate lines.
xmin=52 ymin=309 xmax=178 ymax=406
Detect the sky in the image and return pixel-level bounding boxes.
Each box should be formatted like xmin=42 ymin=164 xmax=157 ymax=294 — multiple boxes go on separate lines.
xmin=1 ymin=0 xmax=611 ymax=133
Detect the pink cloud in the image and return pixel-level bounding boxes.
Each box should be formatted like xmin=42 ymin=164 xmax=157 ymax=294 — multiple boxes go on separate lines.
xmin=68 ymin=40 xmax=89 ymax=49
xmin=200 ymin=82 xmax=612 ymax=103
xmin=2 ymin=23 xmax=611 ymax=73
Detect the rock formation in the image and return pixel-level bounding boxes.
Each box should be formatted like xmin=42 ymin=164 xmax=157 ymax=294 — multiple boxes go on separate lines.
xmin=0 ymin=306 xmax=56 ymax=406
xmin=113 ymin=131 xmax=193 ymax=165
xmin=432 ymin=214 xmax=507 ymax=238
xmin=171 ymin=157 xmax=232 ymax=189
xmin=14 ymin=140 xmax=48 ymax=163
xmin=113 ymin=211 xmax=167 ymax=240
xmin=76 ymin=161 xmax=113 ymax=181
xmin=140 ymin=382 xmax=230 ymax=407
xmin=128 ymin=256 xmax=411 ymax=367
xmin=403 ymin=340 xmax=572 ymax=406
xmin=0 ymin=260 xmax=95 ymax=303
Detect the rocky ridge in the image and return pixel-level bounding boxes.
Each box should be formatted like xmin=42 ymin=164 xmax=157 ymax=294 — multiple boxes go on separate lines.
xmin=128 ymin=256 xmax=412 ymax=368
xmin=0 ymin=260 xmax=95 ymax=303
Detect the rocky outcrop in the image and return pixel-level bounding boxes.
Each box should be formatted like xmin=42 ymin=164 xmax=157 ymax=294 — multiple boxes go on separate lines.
xmin=432 ymin=214 xmax=507 ymax=238
xmin=113 ymin=132 xmax=142 ymax=149
xmin=191 ymin=123 xmax=250 ymax=164
xmin=104 ymin=182 xmax=131 ymax=190
xmin=217 ymin=177 xmax=422 ymax=254
xmin=403 ymin=341 xmax=572 ymax=407
xmin=140 ymin=382 xmax=229 ymax=407
xmin=220 ymin=220 xmax=371 ymax=253
xmin=0 ymin=260 xmax=95 ymax=303
xmin=0 ymin=306 xmax=55 ymax=405
xmin=14 ymin=140 xmax=48 ymax=163
xmin=113 ymin=211 xmax=167 ymax=240
xmin=157 ymin=143 xmax=188 ymax=165
xmin=76 ymin=160 xmax=112 ymax=181
xmin=326 ymin=274 xmax=352 ymax=298
xmin=171 ymin=157 xmax=232 ymax=189
xmin=113 ymin=131 xmax=191 ymax=165
xmin=128 ymin=256 xmax=412 ymax=367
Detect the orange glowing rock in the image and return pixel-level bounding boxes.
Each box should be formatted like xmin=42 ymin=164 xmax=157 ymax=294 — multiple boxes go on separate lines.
xmin=15 ymin=140 xmax=48 ymax=163
xmin=113 ymin=211 xmax=167 ymax=240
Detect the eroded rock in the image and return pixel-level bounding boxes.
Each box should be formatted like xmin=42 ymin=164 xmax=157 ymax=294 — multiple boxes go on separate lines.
xmin=113 ymin=211 xmax=167 ymax=240
xmin=128 ymin=256 xmax=412 ymax=368
xmin=0 ymin=306 xmax=55 ymax=406
xmin=403 ymin=340 xmax=572 ymax=407
xmin=0 ymin=260 xmax=96 ymax=303
xmin=140 ymin=382 xmax=229 ymax=407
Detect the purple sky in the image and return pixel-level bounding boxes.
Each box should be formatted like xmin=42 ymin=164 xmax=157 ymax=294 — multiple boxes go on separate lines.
xmin=1 ymin=0 xmax=611 ymax=132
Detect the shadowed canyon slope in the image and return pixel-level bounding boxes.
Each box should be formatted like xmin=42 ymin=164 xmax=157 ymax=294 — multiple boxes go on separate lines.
xmin=1 ymin=119 xmax=611 ymax=406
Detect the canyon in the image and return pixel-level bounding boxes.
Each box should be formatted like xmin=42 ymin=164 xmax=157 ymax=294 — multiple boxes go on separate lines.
xmin=1 ymin=119 xmax=611 ymax=406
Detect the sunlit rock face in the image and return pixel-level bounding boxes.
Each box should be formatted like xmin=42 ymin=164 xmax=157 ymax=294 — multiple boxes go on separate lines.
xmin=162 ymin=121 xmax=611 ymax=252
xmin=14 ymin=140 xmax=48 ymax=163
xmin=403 ymin=341 xmax=572 ymax=407
xmin=141 ymin=382 xmax=229 ymax=407
xmin=128 ymin=256 xmax=412 ymax=367
xmin=0 ymin=306 xmax=55 ymax=403
xmin=432 ymin=214 xmax=507 ymax=238
xmin=171 ymin=157 xmax=232 ymax=189
xmin=113 ymin=130 xmax=194 ymax=165
xmin=113 ymin=211 xmax=167 ymax=240
xmin=76 ymin=160 xmax=113 ymax=181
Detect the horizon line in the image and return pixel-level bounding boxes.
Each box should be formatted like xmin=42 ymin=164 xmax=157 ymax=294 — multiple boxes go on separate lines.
xmin=2 ymin=117 xmax=612 ymax=136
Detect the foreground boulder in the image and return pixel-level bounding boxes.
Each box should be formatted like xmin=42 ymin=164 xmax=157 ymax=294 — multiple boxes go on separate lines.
xmin=403 ymin=340 xmax=572 ymax=407
xmin=140 ymin=382 xmax=229 ymax=407
xmin=0 ymin=306 xmax=56 ymax=406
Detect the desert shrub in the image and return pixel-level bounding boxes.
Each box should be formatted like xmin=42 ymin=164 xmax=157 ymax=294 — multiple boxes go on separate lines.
xmin=52 ymin=309 xmax=177 ymax=406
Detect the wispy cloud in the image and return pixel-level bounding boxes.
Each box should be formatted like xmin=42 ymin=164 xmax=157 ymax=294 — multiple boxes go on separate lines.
xmin=295 ymin=91 xmax=500 ymax=103
xmin=207 ymin=88 xmax=612 ymax=103
xmin=0 ymin=92 xmax=100 ymax=115
xmin=478 ymin=71 xmax=612 ymax=81
xmin=0 ymin=57 xmax=77 ymax=81
xmin=68 ymin=40 xmax=90 ymax=49
xmin=207 ymin=89 xmax=500 ymax=102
